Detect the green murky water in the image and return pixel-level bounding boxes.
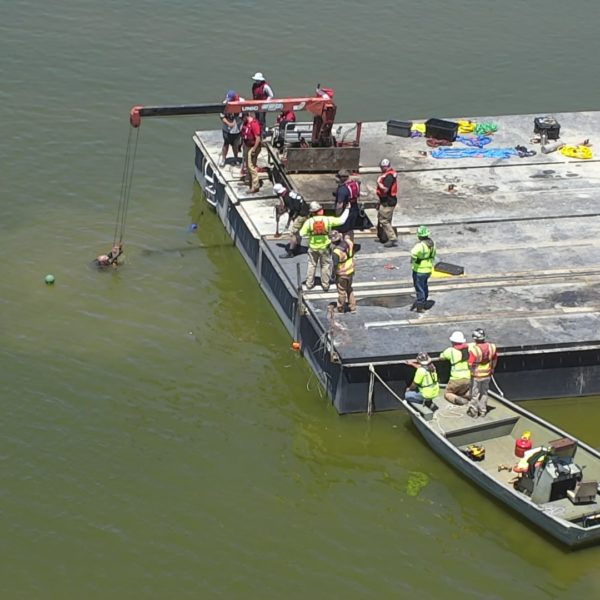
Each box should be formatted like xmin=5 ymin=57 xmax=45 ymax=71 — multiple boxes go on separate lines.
xmin=2 ymin=1 xmax=600 ymax=597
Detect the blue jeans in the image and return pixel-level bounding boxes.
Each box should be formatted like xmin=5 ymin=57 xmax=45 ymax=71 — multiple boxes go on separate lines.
xmin=413 ymin=271 xmax=430 ymax=309
xmin=405 ymin=390 xmax=425 ymax=404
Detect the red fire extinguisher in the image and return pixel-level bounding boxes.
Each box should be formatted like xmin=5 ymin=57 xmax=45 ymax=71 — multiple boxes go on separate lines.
xmin=515 ymin=431 xmax=532 ymax=458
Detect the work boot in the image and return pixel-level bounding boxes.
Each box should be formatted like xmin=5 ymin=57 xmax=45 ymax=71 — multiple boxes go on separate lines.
xmin=416 ymin=306 xmax=425 ymax=313
xmin=383 ymin=240 xmax=398 ymax=248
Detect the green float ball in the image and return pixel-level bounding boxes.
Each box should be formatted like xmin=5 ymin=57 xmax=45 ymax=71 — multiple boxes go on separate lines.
xmin=45 ymin=274 xmax=55 ymax=285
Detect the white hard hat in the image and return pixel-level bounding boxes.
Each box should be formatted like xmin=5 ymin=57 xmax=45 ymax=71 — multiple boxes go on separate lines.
xmin=252 ymin=72 xmax=265 ymax=81
xmin=449 ymin=331 xmax=466 ymax=344
xmin=379 ymin=158 xmax=391 ymax=168
xmin=273 ymin=183 xmax=286 ymax=196
xmin=309 ymin=201 xmax=322 ymax=213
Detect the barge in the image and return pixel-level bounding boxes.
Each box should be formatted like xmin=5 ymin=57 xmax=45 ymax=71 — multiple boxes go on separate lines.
xmin=186 ymin=109 xmax=600 ymax=414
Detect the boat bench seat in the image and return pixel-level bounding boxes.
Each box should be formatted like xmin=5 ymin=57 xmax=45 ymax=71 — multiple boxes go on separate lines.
xmin=413 ymin=402 xmax=436 ymax=421
xmin=434 ymin=399 xmax=520 ymax=446
xmin=541 ymin=497 xmax=600 ymax=522
xmin=447 ymin=417 xmax=519 ymax=447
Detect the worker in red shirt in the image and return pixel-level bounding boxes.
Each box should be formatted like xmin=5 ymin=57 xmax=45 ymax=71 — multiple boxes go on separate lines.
xmin=241 ymin=113 xmax=262 ymax=193
xmin=274 ymin=109 xmax=296 ymax=149
xmin=375 ymin=158 xmax=398 ymax=247
xmin=467 ymin=328 xmax=499 ymax=418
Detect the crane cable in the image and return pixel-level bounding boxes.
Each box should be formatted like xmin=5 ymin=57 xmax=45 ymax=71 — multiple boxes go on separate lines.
xmin=113 ymin=126 xmax=140 ymax=246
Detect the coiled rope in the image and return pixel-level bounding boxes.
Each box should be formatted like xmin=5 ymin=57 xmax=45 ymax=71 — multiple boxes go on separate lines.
xmin=474 ymin=122 xmax=498 ymax=136
xmin=431 ymin=147 xmax=517 ymax=159
xmin=560 ymin=145 xmax=593 ymax=160
xmin=457 ymin=135 xmax=492 ymax=148
xmin=457 ymin=120 xmax=476 ymax=134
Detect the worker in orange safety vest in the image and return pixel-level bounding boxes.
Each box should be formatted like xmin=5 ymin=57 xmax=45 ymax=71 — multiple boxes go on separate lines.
xmin=467 ymin=328 xmax=499 ymax=418
xmin=330 ymin=229 xmax=357 ymax=313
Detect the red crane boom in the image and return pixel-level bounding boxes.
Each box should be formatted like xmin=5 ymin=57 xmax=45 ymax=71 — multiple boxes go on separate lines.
xmin=129 ymin=92 xmax=337 ymax=146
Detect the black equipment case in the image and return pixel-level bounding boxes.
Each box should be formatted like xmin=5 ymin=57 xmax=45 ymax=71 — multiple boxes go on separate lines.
xmin=425 ymin=118 xmax=459 ymax=142
xmin=386 ymin=119 xmax=413 ymax=138
xmin=534 ymin=116 xmax=560 ymax=140
xmin=434 ymin=262 xmax=464 ymax=276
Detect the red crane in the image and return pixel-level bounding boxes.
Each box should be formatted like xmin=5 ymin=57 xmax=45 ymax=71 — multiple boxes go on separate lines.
xmin=129 ymin=88 xmax=337 ymax=147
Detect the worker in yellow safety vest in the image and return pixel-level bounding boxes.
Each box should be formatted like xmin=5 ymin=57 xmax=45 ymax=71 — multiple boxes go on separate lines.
xmin=410 ymin=225 xmax=436 ymax=313
xmin=439 ymin=330 xmax=471 ymax=405
xmin=330 ymin=230 xmax=356 ymax=313
xmin=299 ymin=202 xmax=348 ymax=291
xmin=467 ymin=328 xmax=499 ymax=418
xmin=404 ymin=352 xmax=440 ymax=409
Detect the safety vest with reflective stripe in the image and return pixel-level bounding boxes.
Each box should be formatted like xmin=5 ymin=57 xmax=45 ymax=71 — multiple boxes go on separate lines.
xmin=411 ymin=239 xmax=436 ymax=274
xmin=376 ymin=168 xmax=398 ymax=199
xmin=440 ymin=345 xmax=471 ymax=381
xmin=468 ymin=342 xmax=497 ymax=379
xmin=299 ymin=214 xmax=348 ymax=250
xmin=333 ymin=239 xmax=354 ymax=276
xmin=413 ymin=366 xmax=440 ymax=400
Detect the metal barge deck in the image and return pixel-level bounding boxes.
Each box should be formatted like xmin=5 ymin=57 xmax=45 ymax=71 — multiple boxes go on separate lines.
xmin=192 ymin=111 xmax=600 ymax=414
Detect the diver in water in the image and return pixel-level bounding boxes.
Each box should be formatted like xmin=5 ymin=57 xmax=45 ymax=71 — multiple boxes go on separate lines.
xmin=95 ymin=244 xmax=123 ymax=268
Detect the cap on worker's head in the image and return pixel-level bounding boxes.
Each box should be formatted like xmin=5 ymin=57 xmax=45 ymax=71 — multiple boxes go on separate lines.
xmin=417 ymin=225 xmax=430 ymax=238
xmin=449 ymin=331 xmax=466 ymax=344
xmin=336 ymin=169 xmax=351 ymax=179
xmin=416 ymin=352 xmax=431 ymax=365
xmin=252 ymin=72 xmax=265 ymax=81
xmin=472 ymin=328 xmax=486 ymax=341
xmin=97 ymin=254 xmax=110 ymax=264
xmin=309 ymin=201 xmax=322 ymax=213
xmin=224 ymin=89 xmax=238 ymax=102
xmin=273 ymin=183 xmax=286 ymax=196
xmin=329 ymin=230 xmax=343 ymax=243
xmin=379 ymin=158 xmax=391 ymax=169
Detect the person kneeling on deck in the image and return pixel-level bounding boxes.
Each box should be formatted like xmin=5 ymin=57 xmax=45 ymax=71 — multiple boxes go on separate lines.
xmin=96 ymin=243 xmax=123 ymax=268
xmin=440 ymin=330 xmax=471 ymax=405
xmin=273 ymin=183 xmax=310 ymax=258
xmin=405 ymin=352 xmax=439 ymax=410
xmin=467 ymin=328 xmax=499 ymax=418
xmin=410 ymin=225 xmax=436 ymax=313
xmin=299 ymin=202 xmax=349 ymax=291
xmin=330 ymin=230 xmax=357 ymax=313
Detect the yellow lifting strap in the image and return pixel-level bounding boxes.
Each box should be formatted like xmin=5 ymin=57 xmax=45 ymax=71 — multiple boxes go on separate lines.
xmin=457 ymin=120 xmax=476 ymax=134
xmin=560 ymin=145 xmax=593 ymax=160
